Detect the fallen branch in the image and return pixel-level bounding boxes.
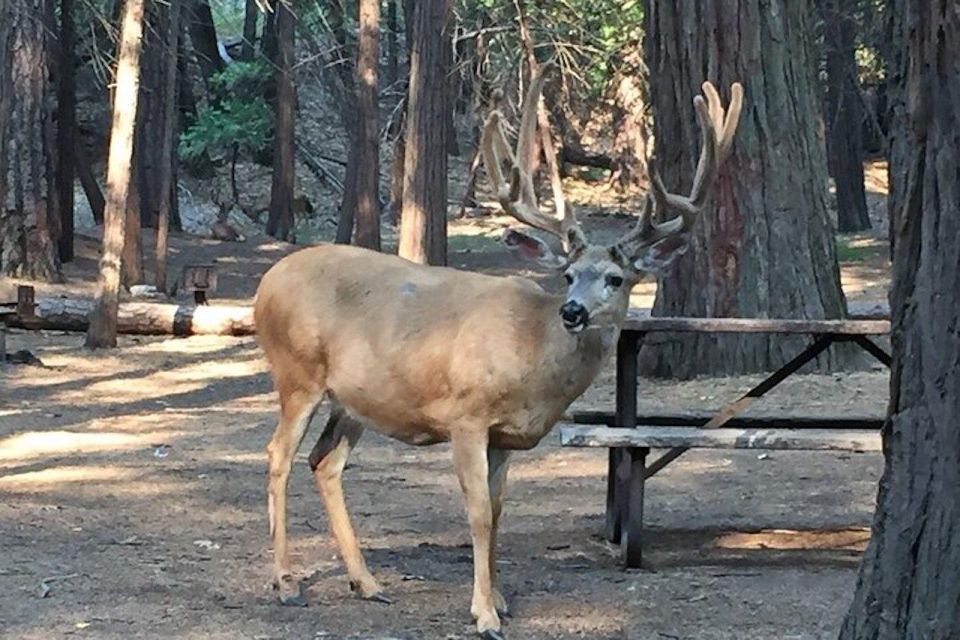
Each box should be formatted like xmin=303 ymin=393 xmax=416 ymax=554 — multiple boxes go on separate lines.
xmin=10 ymin=297 xmax=255 ymax=337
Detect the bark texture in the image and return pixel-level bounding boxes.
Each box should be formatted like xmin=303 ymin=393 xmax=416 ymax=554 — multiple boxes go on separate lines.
xmin=609 ymin=51 xmax=649 ymax=189
xmin=86 ymin=0 xmax=145 ymax=349
xmin=398 ymin=0 xmax=451 ymax=265
xmin=840 ymin=3 xmax=960 ymax=638
xmin=265 ymin=0 xmax=296 ymax=241
xmin=822 ymin=0 xmax=870 ymax=232
xmin=155 ymin=0 xmax=181 ymax=292
xmin=642 ymin=0 xmax=848 ymax=378
xmin=0 ymin=0 xmax=61 ymax=280
xmin=187 ymin=0 xmax=224 ymax=94
xmin=354 ymin=0 xmax=381 ymax=250
xmin=56 ymin=0 xmax=77 ymax=262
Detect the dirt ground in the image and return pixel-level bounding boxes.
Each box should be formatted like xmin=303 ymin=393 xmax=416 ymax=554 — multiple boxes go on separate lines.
xmin=1 ymin=212 xmax=891 ymax=639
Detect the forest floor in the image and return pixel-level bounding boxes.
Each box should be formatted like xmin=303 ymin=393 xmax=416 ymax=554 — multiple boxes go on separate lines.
xmin=0 ymin=162 xmax=893 ymax=639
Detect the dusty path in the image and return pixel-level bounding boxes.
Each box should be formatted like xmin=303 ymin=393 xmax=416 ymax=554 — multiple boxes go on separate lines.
xmin=1 ymin=329 xmax=886 ymax=640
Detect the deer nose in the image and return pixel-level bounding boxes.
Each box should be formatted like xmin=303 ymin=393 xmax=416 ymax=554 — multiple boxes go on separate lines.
xmin=559 ymin=301 xmax=589 ymax=329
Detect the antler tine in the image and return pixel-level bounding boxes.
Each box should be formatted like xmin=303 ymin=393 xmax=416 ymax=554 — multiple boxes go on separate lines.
xmin=616 ymin=82 xmax=743 ymax=253
xmin=479 ymin=62 xmax=583 ymax=247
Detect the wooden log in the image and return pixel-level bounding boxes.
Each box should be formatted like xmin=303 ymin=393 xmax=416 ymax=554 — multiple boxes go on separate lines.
xmin=9 ymin=297 xmax=255 ymax=336
xmin=558 ymin=424 xmax=882 ymax=452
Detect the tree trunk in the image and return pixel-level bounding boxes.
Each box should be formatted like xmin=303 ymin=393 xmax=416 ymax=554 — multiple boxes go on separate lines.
xmin=121 ymin=152 xmax=143 ymax=286
xmin=641 ymin=0 xmax=849 ymax=378
xmin=265 ymin=0 xmax=296 ymax=241
xmin=0 ymin=7 xmax=8 ymax=240
xmin=387 ymin=0 xmax=414 ymax=227
xmin=354 ymin=0 xmax=381 ymax=251
xmin=0 ymin=0 xmax=60 ymax=281
xmin=822 ymin=0 xmax=870 ymax=232
xmin=329 ymin=0 xmax=359 ymax=245
xmin=241 ymin=0 xmax=258 ymax=61
xmin=609 ymin=51 xmax=649 ymax=189
xmin=75 ymin=139 xmax=105 ymax=224
xmin=187 ymin=0 xmax=224 ymax=94
xmin=385 ymin=0 xmax=399 ymax=89
xmin=86 ymin=0 xmax=145 ymax=349
xmin=840 ymin=3 xmax=960 ymax=637
xmin=398 ymin=0 xmax=451 ymax=265
xmin=56 ymin=0 xmax=77 ymax=262
xmin=134 ymin=0 xmax=177 ymax=231
xmin=883 ymin=0 xmax=908 ymax=254
xmin=156 ymin=0 xmax=181 ymax=293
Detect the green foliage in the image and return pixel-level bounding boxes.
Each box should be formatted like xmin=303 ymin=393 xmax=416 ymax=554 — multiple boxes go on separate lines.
xmin=178 ymin=62 xmax=273 ymax=163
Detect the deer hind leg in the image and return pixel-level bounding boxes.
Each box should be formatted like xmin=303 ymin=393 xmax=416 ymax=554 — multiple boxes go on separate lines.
xmin=452 ymin=431 xmax=504 ymax=640
xmin=487 ymin=448 xmax=512 ymax=618
xmin=308 ymin=403 xmax=386 ymax=602
xmin=267 ymin=387 xmax=322 ymax=606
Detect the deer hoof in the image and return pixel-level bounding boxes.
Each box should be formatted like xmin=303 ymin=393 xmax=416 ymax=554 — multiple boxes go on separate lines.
xmin=480 ymin=630 xmax=506 ymax=640
xmin=274 ymin=579 xmax=307 ymax=607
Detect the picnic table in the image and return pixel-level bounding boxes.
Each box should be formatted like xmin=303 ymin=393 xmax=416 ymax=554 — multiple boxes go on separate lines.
xmin=559 ymin=314 xmax=891 ymax=568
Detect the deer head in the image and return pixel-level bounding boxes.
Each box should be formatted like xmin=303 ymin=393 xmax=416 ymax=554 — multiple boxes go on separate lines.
xmin=482 ymin=66 xmax=743 ymax=334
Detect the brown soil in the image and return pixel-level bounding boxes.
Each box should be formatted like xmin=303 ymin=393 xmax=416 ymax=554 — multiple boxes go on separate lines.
xmin=1 ymin=217 xmax=891 ymax=639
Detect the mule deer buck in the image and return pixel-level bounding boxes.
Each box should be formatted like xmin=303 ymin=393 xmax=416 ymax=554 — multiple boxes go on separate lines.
xmin=254 ymin=67 xmax=742 ymax=639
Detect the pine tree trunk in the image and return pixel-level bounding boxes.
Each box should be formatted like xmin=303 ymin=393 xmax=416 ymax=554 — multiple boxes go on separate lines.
xmin=0 ymin=8 xmax=9 ymax=242
xmin=86 ymin=0 xmax=145 ymax=349
xmin=822 ymin=0 xmax=870 ymax=232
xmin=385 ymin=0 xmax=399 ymax=89
xmin=265 ymin=0 xmax=296 ymax=241
xmin=56 ymin=0 xmax=77 ymax=262
xmin=0 ymin=0 xmax=61 ymax=281
xmin=839 ymin=3 xmax=960 ymax=637
xmin=641 ymin=0 xmax=848 ymax=378
xmin=609 ymin=52 xmax=649 ymax=189
xmin=329 ymin=0 xmax=358 ymax=245
xmin=241 ymin=0 xmax=258 ymax=61
xmin=156 ymin=0 xmax=181 ymax=293
xmin=354 ymin=0 xmax=381 ymax=251
xmin=398 ymin=0 xmax=450 ymax=266
xmin=187 ymin=0 xmax=224 ymax=94
xmin=134 ymin=0 xmax=177 ymax=230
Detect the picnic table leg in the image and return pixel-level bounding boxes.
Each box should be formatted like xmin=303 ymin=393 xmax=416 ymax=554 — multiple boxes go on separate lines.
xmin=606 ymin=331 xmax=641 ymax=543
xmin=621 ymin=446 xmax=648 ymax=568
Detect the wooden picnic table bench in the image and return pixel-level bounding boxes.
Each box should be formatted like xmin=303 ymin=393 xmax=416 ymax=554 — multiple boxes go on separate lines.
xmin=559 ymin=313 xmax=891 ymax=568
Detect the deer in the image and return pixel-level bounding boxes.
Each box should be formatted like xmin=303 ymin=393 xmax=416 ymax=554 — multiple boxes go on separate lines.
xmin=253 ymin=66 xmax=742 ymax=639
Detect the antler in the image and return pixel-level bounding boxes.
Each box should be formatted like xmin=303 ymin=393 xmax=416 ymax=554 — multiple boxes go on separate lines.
xmin=481 ymin=65 xmax=584 ymax=252
xmin=616 ymin=81 xmax=744 ymax=253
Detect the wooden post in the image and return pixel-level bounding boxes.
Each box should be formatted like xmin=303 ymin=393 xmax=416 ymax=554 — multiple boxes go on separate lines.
xmin=621 ymin=447 xmax=648 ymax=568
xmin=606 ymin=331 xmax=641 ymax=542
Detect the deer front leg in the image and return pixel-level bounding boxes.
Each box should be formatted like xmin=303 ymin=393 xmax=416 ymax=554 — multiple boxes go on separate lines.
xmin=487 ymin=448 xmax=512 ymax=618
xmin=452 ymin=431 xmax=504 ymax=640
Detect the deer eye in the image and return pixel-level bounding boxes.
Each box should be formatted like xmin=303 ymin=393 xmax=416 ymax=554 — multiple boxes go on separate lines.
xmin=563 ymin=272 xmax=574 ymax=285
xmin=606 ymin=274 xmax=624 ymax=288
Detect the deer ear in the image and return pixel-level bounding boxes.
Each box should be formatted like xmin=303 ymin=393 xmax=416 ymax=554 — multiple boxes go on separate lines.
xmin=632 ymin=233 xmax=691 ymax=274
xmin=502 ymin=229 xmax=565 ymax=269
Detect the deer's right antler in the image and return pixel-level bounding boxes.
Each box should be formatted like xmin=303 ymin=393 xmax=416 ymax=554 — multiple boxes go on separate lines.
xmin=481 ymin=64 xmax=586 ymax=253
xmin=616 ymin=81 xmax=744 ymax=255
